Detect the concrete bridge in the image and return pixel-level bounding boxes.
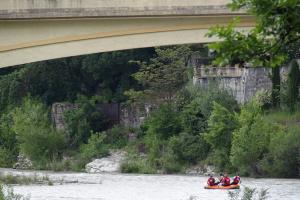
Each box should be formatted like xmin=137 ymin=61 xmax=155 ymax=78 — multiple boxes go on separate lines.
xmin=0 ymin=0 xmax=254 ymax=68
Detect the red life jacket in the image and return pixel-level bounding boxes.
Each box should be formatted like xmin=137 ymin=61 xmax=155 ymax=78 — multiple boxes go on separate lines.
xmin=233 ymin=176 xmax=240 ymax=184
xmin=207 ymin=177 xmax=215 ymax=186
xmin=222 ymin=177 xmax=230 ymax=186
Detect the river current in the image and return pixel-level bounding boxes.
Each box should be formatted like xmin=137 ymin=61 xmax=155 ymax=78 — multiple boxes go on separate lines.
xmin=1 ymin=169 xmax=300 ymax=200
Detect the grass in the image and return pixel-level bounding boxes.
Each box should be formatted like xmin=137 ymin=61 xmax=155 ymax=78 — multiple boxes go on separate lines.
xmin=228 ymin=186 xmax=269 ymax=200
xmin=0 ymin=183 xmax=30 ymax=200
xmin=264 ymin=109 xmax=300 ymax=126
xmin=121 ymin=157 xmax=156 ymax=174
xmin=0 ymin=173 xmax=52 ymax=186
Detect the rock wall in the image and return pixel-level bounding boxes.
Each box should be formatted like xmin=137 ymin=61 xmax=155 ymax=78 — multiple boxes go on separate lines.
xmin=51 ymin=103 xmax=78 ymax=130
xmin=120 ymin=103 xmax=153 ymax=128
xmin=193 ymin=66 xmax=272 ymax=103
xmin=51 ymin=102 xmax=120 ymax=130
xmin=191 ymin=55 xmax=300 ymax=104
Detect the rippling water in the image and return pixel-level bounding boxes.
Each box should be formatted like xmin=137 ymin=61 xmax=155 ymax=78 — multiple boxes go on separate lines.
xmin=2 ymin=169 xmax=299 ymax=200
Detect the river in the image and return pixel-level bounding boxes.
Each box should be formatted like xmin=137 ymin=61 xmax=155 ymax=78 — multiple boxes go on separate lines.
xmin=1 ymin=169 xmax=300 ymax=200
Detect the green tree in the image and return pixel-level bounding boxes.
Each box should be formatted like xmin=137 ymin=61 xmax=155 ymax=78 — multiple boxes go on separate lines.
xmin=0 ymin=112 xmax=18 ymax=167
xmin=143 ymin=103 xmax=182 ymax=140
xmin=261 ymin=126 xmax=300 ymax=178
xmin=75 ymin=131 xmax=109 ymax=168
xmin=230 ymin=101 xmax=280 ymax=176
xmin=133 ymin=46 xmax=192 ymax=102
xmin=63 ymin=95 xmax=107 ymax=148
xmin=180 ymin=84 xmax=239 ymax=135
xmin=205 ymin=102 xmax=238 ymax=171
xmin=168 ymin=132 xmax=209 ymax=164
xmin=287 ymin=60 xmax=300 ymax=112
xmin=207 ymin=0 xmax=300 ymax=107
xmin=11 ymin=97 xmax=66 ymax=162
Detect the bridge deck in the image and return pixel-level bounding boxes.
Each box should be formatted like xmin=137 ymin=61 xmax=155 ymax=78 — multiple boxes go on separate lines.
xmin=0 ymin=0 xmax=246 ymax=20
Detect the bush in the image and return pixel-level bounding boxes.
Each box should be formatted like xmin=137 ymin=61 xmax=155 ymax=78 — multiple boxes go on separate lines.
xmin=261 ymin=125 xmax=300 ymax=177
xmin=204 ymin=102 xmax=238 ymax=171
xmin=180 ymin=84 xmax=239 ymax=135
xmin=168 ymin=132 xmax=209 ymax=164
xmin=143 ymin=103 xmax=182 ymax=140
xmin=121 ymin=150 xmax=155 ymax=174
xmin=63 ymin=95 xmax=107 ymax=148
xmin=104 ymin=125 xmax=128 ymax=149
xmin=121 ymin=158 xmax=155 ymax=174
xmin=11 ymin=97 xmax=66 ymax=163
xmin=0 ymin=113 xmax=18 ymax=167
xmin=160 ymin=146 xmax=183 ymax=173
xmin=72 ymin=132 xmax=109 ymax=170
xmin=79 ymin=132 xmax=109 ymax=159
xmin=0 ymin=149 xmax=15 ymax=168
xmin=0 ymin=184 xmax=30 ymax=200
xmin=230 ymin=101 xmax=280 ymax=176
xmin=228 ymin=186 xmax=269 ymax=200
xmin=286 ymin=60 xmax=300 ymax=112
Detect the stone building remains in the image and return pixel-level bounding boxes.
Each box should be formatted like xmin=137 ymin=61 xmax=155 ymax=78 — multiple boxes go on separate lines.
xmin=191 ymin=54 xmax=299 ymax=104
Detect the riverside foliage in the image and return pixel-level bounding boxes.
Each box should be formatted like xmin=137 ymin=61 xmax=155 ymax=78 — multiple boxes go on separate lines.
xmin=0 ymin=45 xmax=299 ymax=178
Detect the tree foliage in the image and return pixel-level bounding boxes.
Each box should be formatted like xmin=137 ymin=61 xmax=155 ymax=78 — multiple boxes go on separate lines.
xmin=261 ymin=126 xmax=300 ymax=178
xmin=207 ymin=0 xmax=300 ymax=107
xmin=205 ymin=102 xmax=238 ymax=170
xmin=0 ymin=113 xmax=18 ymax=167
xmin=11 ymin=97 xmax=66 ymax=162
xmin=287 ymin=60 xmax=300 ymax=112
xmin=63 ymin=95 xmax=107 ymax=148
xmin=230 ymin=101 xmax=281 ymax=176
xmin=133 ymin=46 xmax=192 ymax=101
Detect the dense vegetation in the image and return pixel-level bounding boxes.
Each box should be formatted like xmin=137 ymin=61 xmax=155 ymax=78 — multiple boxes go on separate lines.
xmin=0 ymin=48 xmax=155 ymax=171
xmin=0 ymin=43 xmax=300 ymax=178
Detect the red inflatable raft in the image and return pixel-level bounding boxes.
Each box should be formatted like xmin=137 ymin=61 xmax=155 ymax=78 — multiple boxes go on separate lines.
xmin=204 ymin=184 xmax=240 ymax=189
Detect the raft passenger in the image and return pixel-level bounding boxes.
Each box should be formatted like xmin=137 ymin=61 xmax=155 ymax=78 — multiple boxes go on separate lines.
xmin=207 ymin=174 xmax=216 ymax=186
xmin=221 ymin=173 xmax=230 ymax=186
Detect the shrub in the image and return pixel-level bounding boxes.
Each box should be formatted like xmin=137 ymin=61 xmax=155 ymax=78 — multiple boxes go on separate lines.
xmin=0 ymin=149 xmax=15 ymax=168
xmin=261 ymin=125 xmax=300 ymax=177
xmin=180 ymin=84 xmax=239 ymax=135
xmin=63 ymin=95 xmax=107 ymax=148
xmin=143 ymin=103 xmax=182 ymax=140
xmin=286 ymin=60 xmax=300 ymax=112
xmin=204 ymin=102 xmax=238 ymax=171
xmin=230 ymin=101 xmax=280 ymax=176
xmin=72 ymin=132 xmax=109 ymax=170
xmin=121 ymin=150 xmax=155 ymax=174
xmin=168 ymin=132 xmax=209 ymax=164
xmin=121 ymin=158 xmax=155 ymax=174
xmin=0 ymin=113 xmax=18 ymax=167
xmin=0 ymin=184 xmax=30 ymax=200
xmin=79 ymin=132 xmax=109 ymax=160
xmin=228 ymin=187 xmax=269 ymax=200
xmin=11 ymin=97 xmax=66 ymax=163
xmin=160 ymin=146 xmax=182 ymax=173
xmin=104 ymin=125 xmax=128 ymax=149
xmin=144 ymin=131 xmax=162 ymax=168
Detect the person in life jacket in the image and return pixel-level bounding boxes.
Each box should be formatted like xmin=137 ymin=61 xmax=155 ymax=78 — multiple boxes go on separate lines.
xmin=207 ymin=174 xmax=216 ymax=186
xmin=221 ymin=173 xmax=231 ymax=186
xmin=231 ymin=174 xmax=241 ymax=185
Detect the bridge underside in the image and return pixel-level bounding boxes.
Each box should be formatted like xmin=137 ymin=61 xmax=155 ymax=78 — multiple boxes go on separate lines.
xmin=0 ymin=15 xmax=254 ymax=68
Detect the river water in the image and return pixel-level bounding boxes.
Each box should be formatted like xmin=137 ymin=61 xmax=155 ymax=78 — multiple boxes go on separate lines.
xmin=1 ymin=169 xmax=300 ymax=200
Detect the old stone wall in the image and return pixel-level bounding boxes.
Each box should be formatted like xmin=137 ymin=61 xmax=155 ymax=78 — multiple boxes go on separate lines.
xmin=193 ymin=66 xmax=272 ymax=103
xmin=51 ymin=103 xmax=78 ymax=130
xmin=120 ymin=103 xmax=153 ymax=128
xmin=51 ymin=102 xmax=120 ymax=130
